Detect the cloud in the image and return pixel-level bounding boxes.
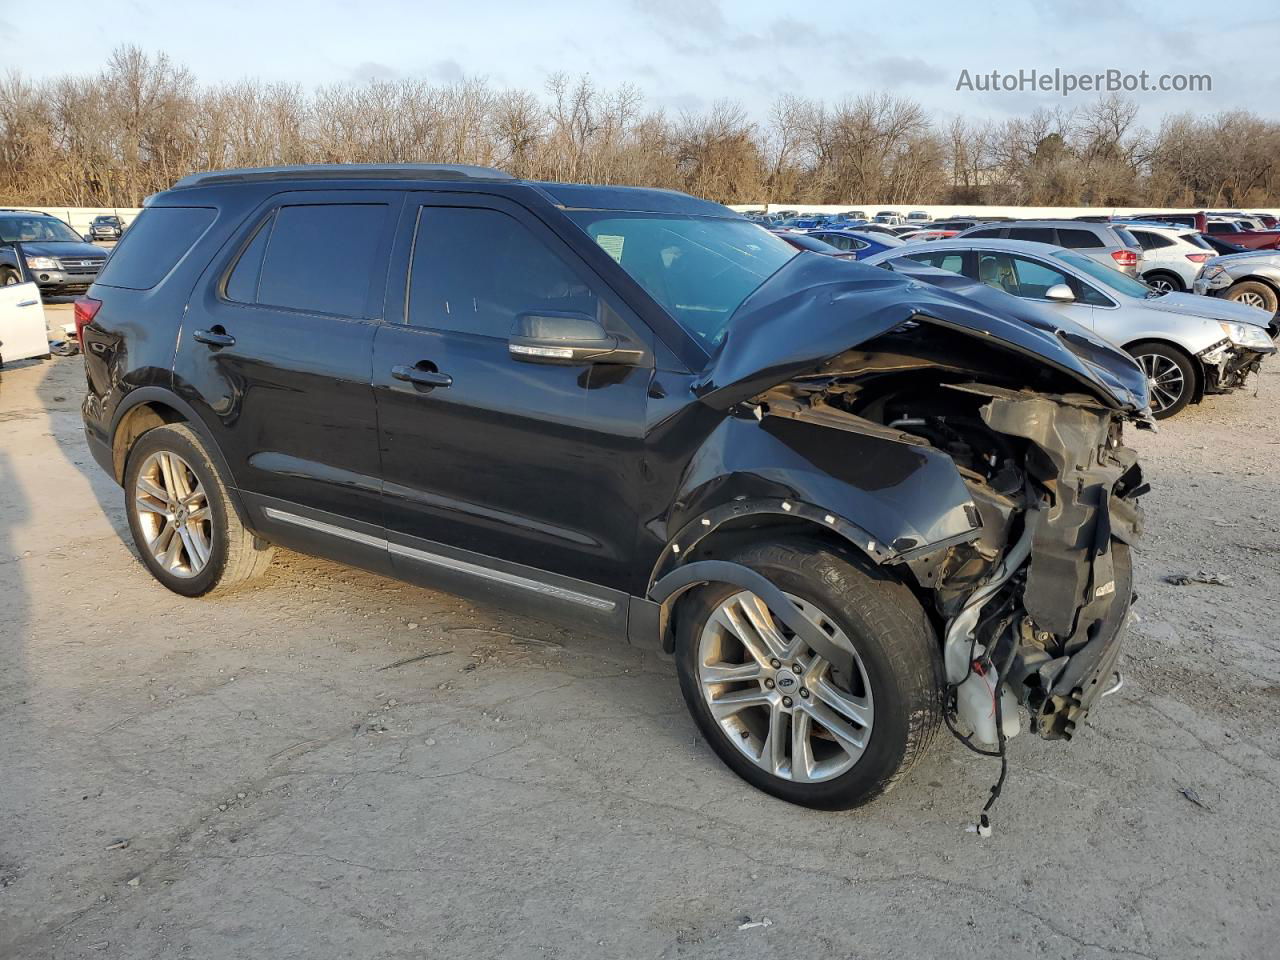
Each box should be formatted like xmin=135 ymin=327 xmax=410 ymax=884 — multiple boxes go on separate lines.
xmin=350 ymin=61 xmax=400 ymax=82
xmin=865 ymin=56 xmax=947 ymax=87
xmin=427 ymin=59 xmax=466 ymax=85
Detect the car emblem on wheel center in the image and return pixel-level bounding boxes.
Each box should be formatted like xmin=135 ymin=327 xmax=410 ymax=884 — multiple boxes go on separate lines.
xmin=775 ymin=669 xmax=799 ymax=692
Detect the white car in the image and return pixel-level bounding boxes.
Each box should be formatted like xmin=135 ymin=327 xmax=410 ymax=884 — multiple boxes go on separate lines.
xmin=863 ymin=237 xmax=1275 ymax=418
xmin=1124 ymin=223 xmax=1216 ymax=293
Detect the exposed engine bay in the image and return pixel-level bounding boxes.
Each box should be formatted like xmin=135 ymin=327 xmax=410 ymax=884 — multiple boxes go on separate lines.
xmin=753 ymin=321 xmax=1149 ymax=750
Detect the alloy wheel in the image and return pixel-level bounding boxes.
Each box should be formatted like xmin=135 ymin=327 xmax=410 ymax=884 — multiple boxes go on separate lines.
xmin=1146 ymin=277 xmax=1175 ymax=294
xmin=1136 ymin=352 xmax=1186 ymax=414
xmin=133 ymin=451 xmax=213 ymax=578
xmin=1235 ymin=290 xmax=1267 ymax=308
xmin=697 ymin=591 xmax=874 ymax=783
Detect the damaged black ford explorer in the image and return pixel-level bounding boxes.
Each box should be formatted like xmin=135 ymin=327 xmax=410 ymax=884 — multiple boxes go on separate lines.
xmin=78 ymin=165 xmax=1149 ymax=809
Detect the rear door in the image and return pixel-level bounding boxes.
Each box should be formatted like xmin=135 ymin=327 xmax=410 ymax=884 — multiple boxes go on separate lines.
xmin=371 ymin=193 xmax=655 ymax=633
xmin=175 ymin=191 xmax=400 ymax=549
xmin=0 ymin=282 xmax=48 ymax=364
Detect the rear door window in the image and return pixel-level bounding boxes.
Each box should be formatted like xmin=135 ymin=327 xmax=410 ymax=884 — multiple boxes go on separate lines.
xmin=95 ymin=207 xmax=216 ymax=290
xmin=965 ymin=227 xmax=1004 ymax=239
xmin=253 ymin=204 xmax=389 ymax=318
xmin=903 ymin=251 xmax=966 ymax=274
xmin=1006 ymin=227 xmax=1056 ymax=244
xmin=1056 ymin=228 xmax=1103 ymax=249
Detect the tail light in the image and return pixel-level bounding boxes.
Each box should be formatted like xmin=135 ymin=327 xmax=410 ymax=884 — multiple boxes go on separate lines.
xmin=1111 ymin=250 xmax=1139 ymax=268
xmin=1186 ymin=253 xmax=1211 ymax=263
xmin=73 ymin=296 xmax=102 ymax=349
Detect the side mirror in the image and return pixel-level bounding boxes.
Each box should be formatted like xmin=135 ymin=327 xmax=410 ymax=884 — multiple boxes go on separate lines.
xmin=84 ymin=234 xmax=94 ymax=243
xmin=508 ymin=311 xmax=645 ymax=366
xmin=1044 ymin=284 xmax=1076 ymax=303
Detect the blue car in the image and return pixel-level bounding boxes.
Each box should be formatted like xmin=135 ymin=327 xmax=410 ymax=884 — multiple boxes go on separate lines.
xmin=806 ymin=229 xmax=906 ymax=260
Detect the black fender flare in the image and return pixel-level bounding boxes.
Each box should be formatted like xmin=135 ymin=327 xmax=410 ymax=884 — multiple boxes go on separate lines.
xmin=648 ymin=559 xmax=855 ymax=678
xmin=647 ymin=496 xmax=908 ymax=594
xmin=108 ymin=386 xmax=254 ymax=529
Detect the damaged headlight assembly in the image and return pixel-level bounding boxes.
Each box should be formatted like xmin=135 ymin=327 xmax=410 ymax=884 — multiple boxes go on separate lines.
xmin=1218 ymin=320 xmax=1274 ymax=350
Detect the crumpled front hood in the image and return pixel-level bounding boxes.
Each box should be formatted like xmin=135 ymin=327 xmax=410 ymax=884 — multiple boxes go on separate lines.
xmin=694 ymin=253 xmax=1149 ymax=412
xmin=1148 ymin=291 xmax=1273 ymax=326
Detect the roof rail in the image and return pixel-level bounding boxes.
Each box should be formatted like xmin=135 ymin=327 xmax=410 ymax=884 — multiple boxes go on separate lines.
xmin=170 ymin=163 xmax=515 ymax=189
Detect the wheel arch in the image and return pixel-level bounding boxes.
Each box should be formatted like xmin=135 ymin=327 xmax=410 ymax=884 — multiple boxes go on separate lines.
xmin=1140 ymin=268 xmax=1185 ymax=291
xmin=1122 ymin=337 xmax=1205 ymax=404
xmin=109 ymin=387 xmax=254 ymax=527
xmin=645 ymin=498 xmax=921 ymax=654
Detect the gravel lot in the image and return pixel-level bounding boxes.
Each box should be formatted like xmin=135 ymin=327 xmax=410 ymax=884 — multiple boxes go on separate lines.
xmin=2 ymin=306 xmax=1278 ymax=959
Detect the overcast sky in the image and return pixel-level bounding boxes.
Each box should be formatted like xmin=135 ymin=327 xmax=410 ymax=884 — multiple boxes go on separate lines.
xmin=2 ymin=0 xmax=1277 ymax=123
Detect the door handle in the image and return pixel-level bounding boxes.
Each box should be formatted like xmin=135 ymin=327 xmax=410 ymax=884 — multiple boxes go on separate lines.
xmin=16 ymin=299 xmax=38 ymax=308
xmin=391 ymin=363 xmax=453 ymax=389
xmin=193 ymin=328 xmax=235 ymax=348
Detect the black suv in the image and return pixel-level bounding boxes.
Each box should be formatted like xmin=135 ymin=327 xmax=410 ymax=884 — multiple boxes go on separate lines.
xmin=0 ymin=209 xmax=107 ymax=295
xmin=79 ymin=164 xmax=1148 ymax=809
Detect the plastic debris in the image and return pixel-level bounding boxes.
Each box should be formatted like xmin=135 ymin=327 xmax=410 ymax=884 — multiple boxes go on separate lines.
xmin=737 ymin=917 xmax=774 ymax=931
xmin=1164 ymin=572 xmax=1231 ymax=586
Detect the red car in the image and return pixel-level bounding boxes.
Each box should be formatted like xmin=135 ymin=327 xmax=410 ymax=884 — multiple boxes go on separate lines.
xmin=1131 ymin=212 xmax=1280 ymax=251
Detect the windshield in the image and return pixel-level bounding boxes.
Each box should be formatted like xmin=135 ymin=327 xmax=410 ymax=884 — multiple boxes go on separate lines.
xmin=1053 ymin=250 xmax=1157 ymax=298
xmin=0 ymin=215 xmax=83 ymax=243
xmin=569 ymin=212 xmax=797 ymax=348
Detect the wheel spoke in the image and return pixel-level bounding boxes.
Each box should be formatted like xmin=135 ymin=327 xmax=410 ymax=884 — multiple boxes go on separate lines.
xmin=149 ymin=519 xmax=176 ymax=556
xmin=187 ymin=505 xmax=211 ymax=522
xmin=181 ymin=523 xmax=210 ymax=567
xmin=701 ymin=661 xmax=764 ymax=684
xmin=134 ymin=495 xmax=168 ymax=516
xmin=161 ymin=524 xmax=184 ymax=570
xmin=812 ymin=677 xmax=873 ymax=729
xmin=790 ymin=709 xmax=813 ymax=782
xmin=803 ymin=698 xmax=870 ymax=757
xmin=708 ymin=687 xmax=771 ymax=719
xmin=136 ymin=476 xmax=169 ymax=503
xmin=737 ymin=594 xmax=790 ymax=660
xmin=758 ymin=703 xmax=788 ymax=775
xmin=711 ymin=597 xmax=774 ymax=668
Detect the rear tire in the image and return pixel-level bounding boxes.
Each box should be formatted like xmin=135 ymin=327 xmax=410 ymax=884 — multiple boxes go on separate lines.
xmin=123 ymin=423 xmax=274 ymax=596
xmin=674 ymin=538 xmax=942 ymax=809
xmin=1142 ymin=271 xmax=1183 ymax=294
xmin=1128 ymin=341 xmax=1197 ymax=420
xmin=1225 ymin=280 xmax=1278 ymax=315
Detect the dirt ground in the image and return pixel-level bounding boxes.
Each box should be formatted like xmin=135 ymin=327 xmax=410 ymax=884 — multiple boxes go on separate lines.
xmin=2 ymin=305 xmax=1278 ymax=960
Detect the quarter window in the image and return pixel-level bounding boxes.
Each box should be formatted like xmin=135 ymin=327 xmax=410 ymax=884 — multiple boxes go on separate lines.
xmin=94 ymin=207 xmax=215 ymax=290
xmin=408 ymin=207 xmax=598 ymax=337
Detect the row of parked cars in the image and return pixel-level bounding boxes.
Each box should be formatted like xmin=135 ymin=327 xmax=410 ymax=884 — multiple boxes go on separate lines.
xmin=758 ymin=210 xmax=1279 ymax=418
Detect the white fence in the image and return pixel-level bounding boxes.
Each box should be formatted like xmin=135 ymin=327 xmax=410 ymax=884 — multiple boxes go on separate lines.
xmin=21 ymin=207 xmax=143 ymax=234
xmin=728 ymin=203 xmax=1280 ymax=219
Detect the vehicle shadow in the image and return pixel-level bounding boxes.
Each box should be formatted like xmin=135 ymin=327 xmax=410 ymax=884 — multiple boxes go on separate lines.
xmin=0 ymin=375 xmax=32 ymax=949
xmin=33 ymin=352 xmax=135 ymax=555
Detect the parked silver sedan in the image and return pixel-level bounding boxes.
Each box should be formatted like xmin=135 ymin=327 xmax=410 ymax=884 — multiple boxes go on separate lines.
xmin=864 ymin=238 xmax=1276 ymax=418
xmin=1193 ymin=250 xmax=1280 ymax=319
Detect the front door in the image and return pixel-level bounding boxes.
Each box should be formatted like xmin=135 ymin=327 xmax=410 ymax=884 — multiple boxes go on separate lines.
xmin=372 ymin=194 xmax=655 ymax=627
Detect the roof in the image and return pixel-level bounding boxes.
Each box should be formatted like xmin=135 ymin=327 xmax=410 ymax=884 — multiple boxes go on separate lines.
xmin=882 ymin=237 xmax=1077 ymax=258
xmin=171 ymin=163 xmax=516 ymax=189
xmin=162 ymin=165 xmax=730 ymax=217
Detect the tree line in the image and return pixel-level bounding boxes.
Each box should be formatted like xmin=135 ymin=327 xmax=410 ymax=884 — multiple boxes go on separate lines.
xmin=2 ymin=46 xmax=1278 ymax=209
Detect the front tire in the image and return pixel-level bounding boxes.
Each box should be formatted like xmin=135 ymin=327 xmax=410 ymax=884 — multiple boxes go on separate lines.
xmin=674 ymin=539 xmax=942 ymax=809
xmin=1225 ymin=280 xmax=1278 ymax=315
xmin=1128 ymin=341 xmax=1197 ymax=419
xmin=123 ymin=423 xmax=274 ymax=596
